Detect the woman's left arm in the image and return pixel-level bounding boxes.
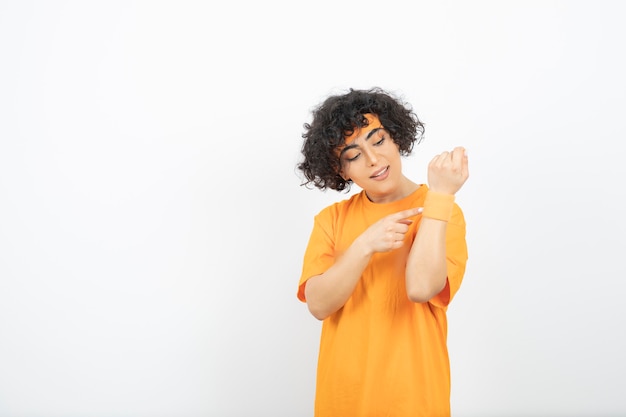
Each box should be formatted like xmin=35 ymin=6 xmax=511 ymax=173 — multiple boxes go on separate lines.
xmin=405 ymin=146 xmax=469 ymax=303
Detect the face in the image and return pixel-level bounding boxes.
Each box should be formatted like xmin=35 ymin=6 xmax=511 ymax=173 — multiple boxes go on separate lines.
xmin=338 ymin=127 xmax=405 ymax=203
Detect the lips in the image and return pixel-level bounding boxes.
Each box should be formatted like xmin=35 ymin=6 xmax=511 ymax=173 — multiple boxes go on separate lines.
xmin=370 ymin=166 xmax=389 ymax=179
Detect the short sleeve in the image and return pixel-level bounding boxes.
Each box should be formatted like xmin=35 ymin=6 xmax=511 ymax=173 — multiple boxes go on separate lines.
xmin=297 ymin=207 xmax=337 ymax=302
xmin=429 ymin=203 xmax=468 ymax=308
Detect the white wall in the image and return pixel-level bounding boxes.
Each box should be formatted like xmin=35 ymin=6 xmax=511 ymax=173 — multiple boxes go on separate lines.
xmin=1 ymin=1 xmax=625 ymax=416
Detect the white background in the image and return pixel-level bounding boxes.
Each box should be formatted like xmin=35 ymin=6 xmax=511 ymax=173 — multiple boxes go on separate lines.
xmin=1 ymin=1 xmax=625 ymax=416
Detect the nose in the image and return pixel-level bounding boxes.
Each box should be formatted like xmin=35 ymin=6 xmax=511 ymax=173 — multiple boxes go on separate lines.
xmin=362 ymin=146 xmax=379 ymax=166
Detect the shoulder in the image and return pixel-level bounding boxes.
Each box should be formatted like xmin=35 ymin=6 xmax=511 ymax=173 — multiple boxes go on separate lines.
xmin=315 ymin=191 xmax=365 ymax=222
xmin=317 ymin=191 xmax=364 ymax=214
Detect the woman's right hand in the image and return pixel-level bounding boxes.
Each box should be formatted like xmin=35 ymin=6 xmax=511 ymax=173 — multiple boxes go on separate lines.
xmin=357 ymin=207 xmax=423 ymax=254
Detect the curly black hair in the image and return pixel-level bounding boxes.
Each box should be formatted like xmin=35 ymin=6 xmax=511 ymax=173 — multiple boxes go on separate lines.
xmin=297 ymin=87 xmax=425 ymax=192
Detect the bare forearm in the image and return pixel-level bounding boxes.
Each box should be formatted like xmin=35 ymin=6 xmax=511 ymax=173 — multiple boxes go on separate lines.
xmin=304 ymin=237 xmax=372 ymax=320
xmin=304 ymin=207 xmax=422 ymax=319
xmin=405 ymin=217 xmax=448 ymax=303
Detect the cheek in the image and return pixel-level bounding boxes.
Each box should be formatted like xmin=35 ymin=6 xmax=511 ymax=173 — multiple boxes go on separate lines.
xmin=340 ymin=164 xmax=351 ymax=179
xmin=386 ymin=142 xmax=402 ymax=159
xmin=388 ymin=140 xmax=401 ymax=152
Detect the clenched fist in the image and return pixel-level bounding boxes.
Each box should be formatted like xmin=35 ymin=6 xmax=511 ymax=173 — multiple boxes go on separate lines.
xmin=427 ymin=146 xmax=469 ymax=195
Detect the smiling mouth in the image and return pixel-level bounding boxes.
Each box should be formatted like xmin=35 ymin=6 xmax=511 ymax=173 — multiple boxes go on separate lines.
xmin=371 ymin=166 xmax=389 ymax=178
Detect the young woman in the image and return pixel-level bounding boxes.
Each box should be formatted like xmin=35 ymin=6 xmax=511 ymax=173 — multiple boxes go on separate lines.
xmin=296 ymin=87 xmax=469 ymax=417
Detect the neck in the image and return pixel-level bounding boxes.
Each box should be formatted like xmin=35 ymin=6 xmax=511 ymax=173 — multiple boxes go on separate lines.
xmin=366 ymin=177 xmax=419 ymax=204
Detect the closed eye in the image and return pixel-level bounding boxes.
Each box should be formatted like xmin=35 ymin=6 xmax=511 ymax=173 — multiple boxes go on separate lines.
xmin=373 ymin=129 xmax=388 ymax=146
xmin=346 ymin=153 xmax=361 ymax=162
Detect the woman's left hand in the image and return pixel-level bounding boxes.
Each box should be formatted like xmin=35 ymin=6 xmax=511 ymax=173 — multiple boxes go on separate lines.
xmin=427 ymin=146 xmax=469 ymax=195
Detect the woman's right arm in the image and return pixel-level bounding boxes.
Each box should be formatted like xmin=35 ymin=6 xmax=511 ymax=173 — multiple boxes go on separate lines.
xmin=304 ymin=207 xmax=422 ymax=320
xmin=304 ymin=237 xmax=372 ymax=320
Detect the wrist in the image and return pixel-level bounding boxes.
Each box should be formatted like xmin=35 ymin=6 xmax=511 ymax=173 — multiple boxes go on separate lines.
xmin=353 ymin=234 xmax=376 ymax=258
xmin=422 ymin=191 xmax=455 ymax=222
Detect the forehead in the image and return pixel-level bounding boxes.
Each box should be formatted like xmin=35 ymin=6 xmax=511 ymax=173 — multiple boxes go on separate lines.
xmin=343 ymin=113 xmax=383 ymax=145
xmin=343 ymin=127 xmax=384 ymax=147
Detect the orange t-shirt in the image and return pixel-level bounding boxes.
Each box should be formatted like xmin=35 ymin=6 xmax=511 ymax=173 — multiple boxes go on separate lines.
xmin=298 ymin=185 xmax=468 ymax=417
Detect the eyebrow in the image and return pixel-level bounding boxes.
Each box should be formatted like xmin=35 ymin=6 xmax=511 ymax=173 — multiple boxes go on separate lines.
xmin=339 ymin=128 xmax=383 ymax=157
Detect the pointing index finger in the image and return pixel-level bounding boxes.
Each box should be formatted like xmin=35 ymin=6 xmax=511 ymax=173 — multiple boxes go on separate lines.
xmin=392 ymin=207 xmax=423 ymax=221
